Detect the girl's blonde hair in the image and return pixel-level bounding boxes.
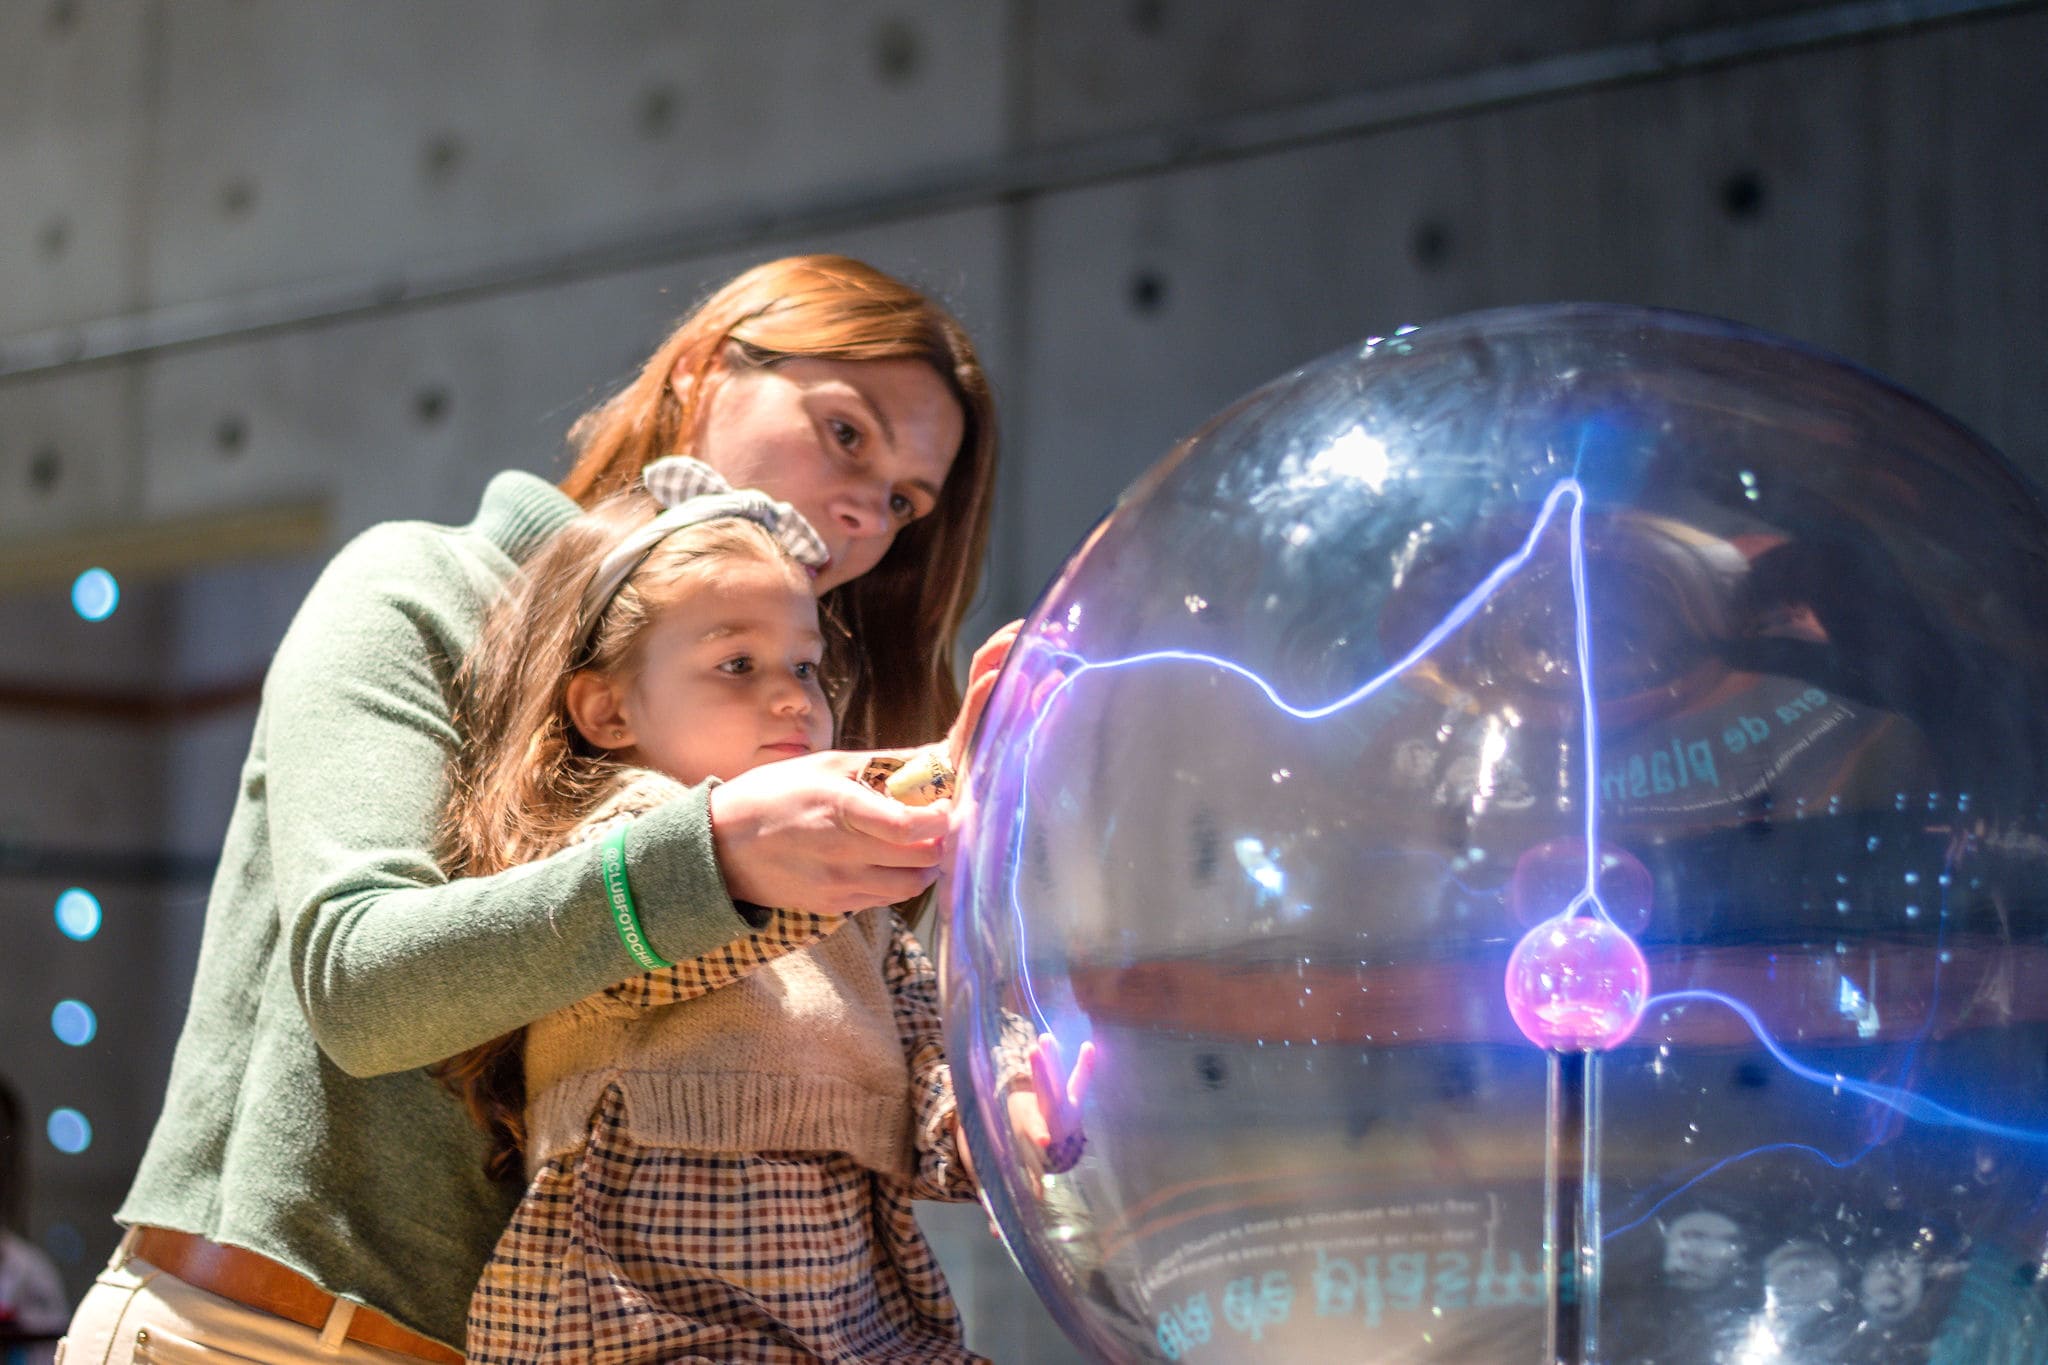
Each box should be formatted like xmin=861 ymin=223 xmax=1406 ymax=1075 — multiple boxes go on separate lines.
xmin=559 ymin=254 xmax=997 ymax=751
xmin=434 ymin=492 xmax=812 ymax=1177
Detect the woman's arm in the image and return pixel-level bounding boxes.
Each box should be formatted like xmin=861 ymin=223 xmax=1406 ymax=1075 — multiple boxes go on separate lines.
xmin=266 ymin=524 xmax=947 ymax=1077
xmin=884 ymin=912 xmax=1052 ymax=1200
xmin=883 ymin=914 xmax=979 ymax=1201
xmin=265 ymin=525 xmax=758 ymax=1076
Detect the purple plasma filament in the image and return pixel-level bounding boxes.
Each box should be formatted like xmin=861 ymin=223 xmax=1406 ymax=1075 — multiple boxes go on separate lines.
xmin=1505 ymin=915 xmax=1651 ymax=1052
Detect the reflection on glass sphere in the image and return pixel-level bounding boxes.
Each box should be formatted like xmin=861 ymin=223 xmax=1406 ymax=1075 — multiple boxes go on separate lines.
xmin=1509 ymin=838 xmax=1653 ymax=933
xmin=942 ymin=305 xmax=2048 ymax=1363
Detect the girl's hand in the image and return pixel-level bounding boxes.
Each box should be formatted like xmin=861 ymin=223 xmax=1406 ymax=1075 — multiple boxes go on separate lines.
xmin=1012 ymin=1032 xmax=1095 ymax=1177
xmin=708 ymin=749 xmax=950 ymax=915
xmin=946 ymin=620 xmax=1023 ymax=772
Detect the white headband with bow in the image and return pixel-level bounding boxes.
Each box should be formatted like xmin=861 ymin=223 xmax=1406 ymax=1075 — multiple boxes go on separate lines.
xmin=573 ymin=457 xmax=829 ymax=658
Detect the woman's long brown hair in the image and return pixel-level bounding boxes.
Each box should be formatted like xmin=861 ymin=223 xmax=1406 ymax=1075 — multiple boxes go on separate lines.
xmin=433 ymin=495 xmax=807 ymax=1179
xmin=558 ymin=254 xmax=998 ymax=750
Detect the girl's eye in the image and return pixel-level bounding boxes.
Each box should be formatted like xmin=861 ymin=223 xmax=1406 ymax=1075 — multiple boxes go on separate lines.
xmin=888 ymin=491 xmax=916 ymax=520
xmin=827 ymin=418 xmax=861 ymax=452
xmin=793 ymin=661 xmax=819 ymax=682
xmin=718 ymin=656 xmax=754 ymax=676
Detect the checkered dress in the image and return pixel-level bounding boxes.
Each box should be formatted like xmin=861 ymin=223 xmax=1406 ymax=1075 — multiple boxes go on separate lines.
xmin=468 ymin=775 xmax=1019 ymax=1365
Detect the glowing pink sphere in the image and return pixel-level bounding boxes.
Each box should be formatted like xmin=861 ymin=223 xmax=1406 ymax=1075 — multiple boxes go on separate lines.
xmin=1504 ymin=915 xmax=1651 ymax=1051
xmin=1508 ymin=837 xmax=1654 ymax=933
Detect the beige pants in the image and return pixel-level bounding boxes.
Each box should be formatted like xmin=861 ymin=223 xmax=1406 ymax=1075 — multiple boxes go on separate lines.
xmin=57 ymin=1232 xmax=422 ymax=1365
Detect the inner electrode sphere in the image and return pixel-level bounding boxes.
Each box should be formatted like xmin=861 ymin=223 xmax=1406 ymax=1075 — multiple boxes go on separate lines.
xmin=1504 ymin=914 xmax=1650 ymax=1052
xmin=941 ymin=305 xmax=2048 ymax=1363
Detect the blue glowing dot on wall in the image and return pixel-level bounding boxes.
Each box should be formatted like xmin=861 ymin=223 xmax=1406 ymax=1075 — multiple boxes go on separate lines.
xmin=46 ymin=1108 xmax=92 ymax=1155
xmin=51 ymin=999 xmax=98 ymax=1047
xmin=71 ymin=567 xmax=120 ymax=621
xmin=54 ymin=887 xmax=102 ymax=941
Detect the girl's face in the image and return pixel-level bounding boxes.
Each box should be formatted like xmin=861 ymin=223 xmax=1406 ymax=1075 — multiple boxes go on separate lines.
xmin=614 ymin=554 xmax=834 ymax=784
xmin=680 ymin=356 xmax=965 ymax=594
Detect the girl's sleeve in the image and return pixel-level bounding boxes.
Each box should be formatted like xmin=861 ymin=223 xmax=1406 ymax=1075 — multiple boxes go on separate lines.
xmin=885 ymin=913 xmax=1036 ymax=1201
xmin=265 ymin=525 xmax=763 ymax=1078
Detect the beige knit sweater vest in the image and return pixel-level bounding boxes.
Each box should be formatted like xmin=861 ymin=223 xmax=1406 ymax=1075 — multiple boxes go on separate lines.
xmin=523 ymin=907 xmax=912 ymax=1180
xmin=521 ymin=776 xmax=915 ymax=1182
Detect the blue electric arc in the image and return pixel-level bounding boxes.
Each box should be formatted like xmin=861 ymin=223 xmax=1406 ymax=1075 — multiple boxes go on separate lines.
xmin=1605 ymin=823 xmax=1986 ymax=1239
xmin=997 ymin=478 xmax=1622 ymax=1030
xmin=986 ymin=470 xmax=2032 ymax=1175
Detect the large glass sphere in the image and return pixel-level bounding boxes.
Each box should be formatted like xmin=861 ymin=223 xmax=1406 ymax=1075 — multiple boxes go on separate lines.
xmin=942 ymin=305 xmax=2048 ymax=1364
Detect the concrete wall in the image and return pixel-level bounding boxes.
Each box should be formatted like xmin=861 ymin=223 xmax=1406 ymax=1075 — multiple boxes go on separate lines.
xmin=2 ymin=1 xmax=2042 ymax=1356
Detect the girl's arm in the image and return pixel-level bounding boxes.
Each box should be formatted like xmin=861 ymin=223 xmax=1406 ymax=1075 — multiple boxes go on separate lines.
xmin=885 ymin=913 xmax=1041 ymax=1201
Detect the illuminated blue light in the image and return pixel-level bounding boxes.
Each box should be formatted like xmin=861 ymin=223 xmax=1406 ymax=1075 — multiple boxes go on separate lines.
xmin=71 ymin=567 xmax=119 ymax=621
xmin=1607 ymin=1139 xmax=1878 ymax=1242
xmin=54 ymin=887 xmax=101 ymax=941
xmin=1836 ymin=976 xmax=1880 ymax=1039
xmin=51 ymin=999 xmax=98 ymax=1047
xmin=1234 ymin=837 xmax=1287 ymax=897
xmin=46 ymin=1108 xmax=92 ymax=1154
xmin=1650 ymin=988 xmax=2048 ymax=1145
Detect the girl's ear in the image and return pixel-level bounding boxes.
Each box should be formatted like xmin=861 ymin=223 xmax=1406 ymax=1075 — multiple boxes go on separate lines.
xmin=566 ymin=670 xmax=635 ymax=751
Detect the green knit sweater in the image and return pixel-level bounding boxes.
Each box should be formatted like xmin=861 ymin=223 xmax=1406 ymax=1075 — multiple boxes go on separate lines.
xmin=117 ymin=472 xmax=763 ymax=1351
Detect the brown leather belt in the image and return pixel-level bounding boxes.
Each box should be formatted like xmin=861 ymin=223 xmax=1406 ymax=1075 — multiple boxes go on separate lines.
xmin=131 ymin=1227 xmax=463 ymax=1364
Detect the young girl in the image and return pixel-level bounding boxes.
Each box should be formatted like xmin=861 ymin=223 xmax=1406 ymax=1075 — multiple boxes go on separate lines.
xmin=439 ymin=458 xmax=1077 ymax=1364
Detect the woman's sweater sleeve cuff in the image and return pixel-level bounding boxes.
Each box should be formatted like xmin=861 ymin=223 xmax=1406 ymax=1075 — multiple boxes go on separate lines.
xmin=620 ymin=781 xmax=763 ymax=962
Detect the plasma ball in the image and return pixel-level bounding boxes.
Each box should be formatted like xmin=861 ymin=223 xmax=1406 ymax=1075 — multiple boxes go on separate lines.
xmin=1505 ymin=915 xmax=1650 ymax=1052
xmin=942 ymin=305 xmax=2048 ymax=1359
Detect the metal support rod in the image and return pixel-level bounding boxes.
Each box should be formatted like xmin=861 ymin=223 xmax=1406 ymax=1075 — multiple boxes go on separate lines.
xmin=0 ymin=0 xmax=2034 ymax=382
xmin=1581 ymin=1052 xmax=1605 ymax=1365
xmin=1544 ymin=1050 xmax=1605 ymax=1365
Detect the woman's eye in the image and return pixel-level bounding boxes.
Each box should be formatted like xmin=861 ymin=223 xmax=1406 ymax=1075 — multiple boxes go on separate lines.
xmin=718 ymin=656 xmax=754 ymax=676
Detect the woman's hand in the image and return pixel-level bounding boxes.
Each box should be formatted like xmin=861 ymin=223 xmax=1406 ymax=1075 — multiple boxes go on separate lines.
xmin=946 ymin=620 xmax=1022 ymax=772
xmin=708 ymin=749 xmax=950 ymax=915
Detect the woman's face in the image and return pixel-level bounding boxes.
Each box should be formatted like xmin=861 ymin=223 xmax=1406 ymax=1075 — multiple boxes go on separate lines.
xmin=681 ymin=355 xmax=965 ymax=595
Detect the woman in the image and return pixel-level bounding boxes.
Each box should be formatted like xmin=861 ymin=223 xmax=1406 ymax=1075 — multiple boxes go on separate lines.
xmin=59 ymin=255 xmax=1003 ymax=1365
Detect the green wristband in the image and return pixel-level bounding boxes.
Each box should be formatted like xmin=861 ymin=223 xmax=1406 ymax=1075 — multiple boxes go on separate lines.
xmin=599 ymin=822 xmax=671 ymax=971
